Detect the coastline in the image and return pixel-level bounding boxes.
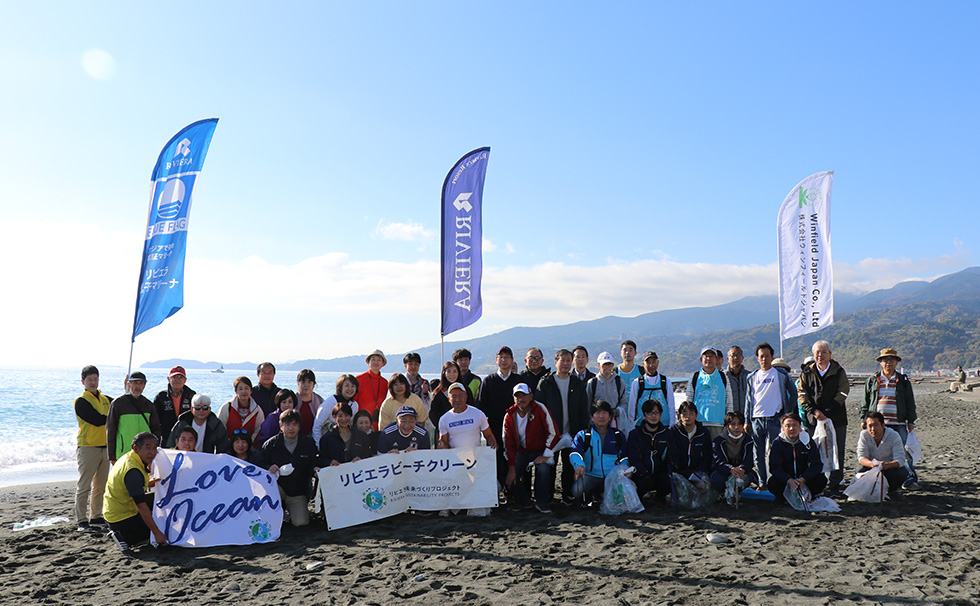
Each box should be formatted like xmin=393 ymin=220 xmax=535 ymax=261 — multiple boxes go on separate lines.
xmin=1 ymin=388 xmax=979 ymax=604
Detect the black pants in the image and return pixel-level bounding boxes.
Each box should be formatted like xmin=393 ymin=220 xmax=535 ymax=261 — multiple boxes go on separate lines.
xmin=553 ymin=448 xmax=575 ymax=502
xmin=633 ymin=471 xmax=671 ymax=497
xmin=856 ymin=465 xmax=908 ymax=493
xmin=107 ymin=494 xmax=153 ymax=545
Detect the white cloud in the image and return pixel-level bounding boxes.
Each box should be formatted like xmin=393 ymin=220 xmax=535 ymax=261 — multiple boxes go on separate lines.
xmin=505 ymin=243 xmax=516 ymax=254
xmin=482 ymin=239 xmax=497 ymax=252
xmin=81 ymin=49 xmax=116 ymax=81
xmin=0 ymin=218 xmax=972 ymax=367
xmin=373 ymin=219 xmax=434 ymax=243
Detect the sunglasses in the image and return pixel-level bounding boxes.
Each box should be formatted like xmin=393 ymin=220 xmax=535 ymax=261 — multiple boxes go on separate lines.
xmin=193 ymin=406 xmax=210 ymax=411
xmin=232 ymin=429 xmax=249 ymax=436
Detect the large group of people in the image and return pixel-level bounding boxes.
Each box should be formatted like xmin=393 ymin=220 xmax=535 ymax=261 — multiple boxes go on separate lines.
xmin=72 ymin=340 xmax=923 ymax=554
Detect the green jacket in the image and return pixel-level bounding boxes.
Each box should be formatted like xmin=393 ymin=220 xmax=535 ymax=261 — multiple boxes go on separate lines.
xmin=860 ymin=371 xmax=917 ymax=424
xmin=106 ymin=394 xmax=162 ymax=461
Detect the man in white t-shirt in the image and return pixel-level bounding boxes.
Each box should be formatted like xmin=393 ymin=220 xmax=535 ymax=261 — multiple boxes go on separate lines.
xmin=438 ymin=382 xmax=498 ymax=516
xmin=745 ymin=342 xmax=795 ymax=485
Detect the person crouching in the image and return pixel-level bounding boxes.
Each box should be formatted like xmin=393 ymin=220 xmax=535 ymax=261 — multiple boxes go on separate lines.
xmin=569 ymin=400 xmax=627 ymax=506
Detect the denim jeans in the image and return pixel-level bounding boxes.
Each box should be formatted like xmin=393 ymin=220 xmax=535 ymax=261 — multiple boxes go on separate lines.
xmin=751 ymin=416 xmax=782 ymax=485
xmin=887 ymin=424 xmax=918 ymax=485
xmin=513 ymin=450 xmax=554 ymax=508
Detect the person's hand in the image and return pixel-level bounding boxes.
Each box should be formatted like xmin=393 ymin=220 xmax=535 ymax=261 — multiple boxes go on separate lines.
xmin=110 ymin=460 xmax=116 ymax=466
xmin=533 ymin=455 xmax=549 ymax=466
xmin=330 ymin=460 xmax=340 ymax=467
xmin=351 ymin=457 xmax=361 ymax=463
xmin=268 ymin=465 xmax=280 ymax=475
xmin=148 ymin=478 xmax=160 ymax=488
xmin=731 ymin=467 xmax=745 ymax=479
xmin=574 ymin=466 xmax=586 ymax=480
xmin=743 ymin=424 xmax=750 ymax=435
xmin=505 ymin=467 xmax=516 ymax=487
xmin=814 ymin=410 xmax=827 ymax=421
xmin=486 ymin=438 xmax=498 ymax=450
xmin=153 ymin=529 xmax=169 ymax=545
xmin=907 ymin=422 xmax=915 ymax=432
xmin=389 ymin=448 xmax=400 ymax=455
xmin=789 ymin=477 xmax=804 ymax=490
xmin=406 ymin=444 xmax=417 ymax=452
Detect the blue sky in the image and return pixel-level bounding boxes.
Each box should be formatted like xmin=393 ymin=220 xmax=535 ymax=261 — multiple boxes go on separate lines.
xmin=1 ymin=2 xmax=977 ymax=367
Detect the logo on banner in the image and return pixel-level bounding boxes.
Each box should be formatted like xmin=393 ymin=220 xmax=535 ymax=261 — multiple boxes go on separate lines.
xmin=798 ymin=187 xmax=823 ymax=209
xmin=248 ymin=519 xmax=273 ymax=542
xmin=362 ymin=488 xmax=387 ymax=512
xmin=453 ymin=193 xmax=473 ymax=212
xmin=174 ymin=138 xmax=192 ymax=158
xmin=157 ymin=179 xmax=187 ymax=219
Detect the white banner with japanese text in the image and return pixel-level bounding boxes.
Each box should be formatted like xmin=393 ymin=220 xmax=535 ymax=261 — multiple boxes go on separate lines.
xmin=777 ymin=171 xmax=834 ymax=341
xmin=151 ymin=450 xmax=283 ymax=547
xmin=318 ymin=447 xmax=497 ymax=530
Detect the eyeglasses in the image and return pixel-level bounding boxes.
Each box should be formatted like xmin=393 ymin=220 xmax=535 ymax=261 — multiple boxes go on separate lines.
xmin=193 ymin=406 xmax=210 ymax=411
xmin=232 ymin=429 xmax=249 ymax=436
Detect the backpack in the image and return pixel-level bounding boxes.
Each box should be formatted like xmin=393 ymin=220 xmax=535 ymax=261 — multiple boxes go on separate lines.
xmin=586 ymin=374 xmax=624 ymax=404
xmin=582 ymin=426 xmax=624 ymax=454
xmin=635 ymin=374 xmax=669 ymax=405
xmin=690 ymin=369 xmax=727 ymax=400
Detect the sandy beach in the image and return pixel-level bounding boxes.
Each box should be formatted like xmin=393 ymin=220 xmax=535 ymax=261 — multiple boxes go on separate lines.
xmin=2 ymin=385 xmax=979 ymax=606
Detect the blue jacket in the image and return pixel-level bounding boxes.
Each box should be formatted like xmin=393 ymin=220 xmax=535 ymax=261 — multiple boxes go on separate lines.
xmin=667 ymin=422 xmax=712 ymax=476
xmin=626 ymin=421 xmax=670 ymax=478
xmin=744 ymin=367 xmax=797 ymax=422
xmin=711 ymin=434 xmax=755 ymax=476
xmin=768 ymin=433 xmax=823 ymax=483
xmin=569 ymin=424 xmax=627 ymax=478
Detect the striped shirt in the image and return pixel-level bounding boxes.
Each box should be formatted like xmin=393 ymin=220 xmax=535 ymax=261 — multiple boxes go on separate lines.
xmin=876 ymin=373 xmax=899 ymax=424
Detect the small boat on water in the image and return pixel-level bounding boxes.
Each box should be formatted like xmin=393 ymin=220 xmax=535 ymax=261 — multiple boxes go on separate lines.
xmin=212 ymin=365 xmax=225 ymax=373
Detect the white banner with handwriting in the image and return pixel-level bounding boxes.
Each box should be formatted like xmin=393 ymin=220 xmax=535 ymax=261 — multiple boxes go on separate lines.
xmin=318 ymin=447 xmax=497 ymax=530
xmin=151 ymin=450 xmax=283 ymax=547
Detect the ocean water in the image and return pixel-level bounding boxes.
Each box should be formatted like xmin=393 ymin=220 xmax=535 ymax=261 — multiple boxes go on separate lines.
xmin=0 ymin=366 xmax=350 ymax=488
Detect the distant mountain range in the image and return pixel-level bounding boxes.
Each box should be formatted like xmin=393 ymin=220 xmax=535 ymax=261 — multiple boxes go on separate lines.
xmin=148 ymin=267 xmax=980 ymax=376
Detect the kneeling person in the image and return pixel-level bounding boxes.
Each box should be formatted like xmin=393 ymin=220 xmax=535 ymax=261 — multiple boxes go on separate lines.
xmin=767 ymin=413 xmax=826 ymax=503
xmin=570 ymin=400 xmax=627 ymax=505
xmin=377 ymin=406 xmax=431 ymax=454
xmin=710 ymin=411 xmax=758 ymax=494
xmin=503 ymin=383 xmax=560 ymax=513
xmin=103 ymin=432 xmax=169 ymax=553
xmin=626 ymin=398 xmax=671 ymax=504
xmin=855 ymin=411 xmax=908 ymax=494
xmin=256 ymin=410 xmax=317 ymax=527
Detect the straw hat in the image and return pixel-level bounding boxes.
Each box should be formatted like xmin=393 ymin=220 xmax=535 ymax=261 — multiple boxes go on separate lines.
xmin=365 ymin=349 xmax=387 ymax=366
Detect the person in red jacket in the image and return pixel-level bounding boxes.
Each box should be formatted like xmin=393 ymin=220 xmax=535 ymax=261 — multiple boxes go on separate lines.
xmin=353 ymin=349 xmax=388 ymax=429
xmin=503 ymin=383 xmax=560 ymax=513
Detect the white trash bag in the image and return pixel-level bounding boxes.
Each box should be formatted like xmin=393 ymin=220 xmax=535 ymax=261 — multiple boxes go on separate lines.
xmin=600 ymin=463 xmax=644 ymax=515
xmin=811 ymin=418 xmax=839 ymax=472
xmin=784 ymin=483 xmax=841 ymax=513
xmin=844 ymin=464 xmax=889 ymax=503
xmin=905 ymin=430 xmax=923 ymax=464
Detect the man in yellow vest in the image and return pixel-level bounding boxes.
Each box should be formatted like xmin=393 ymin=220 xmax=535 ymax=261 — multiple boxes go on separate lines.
xmin=74 ymin=365 xmax=112 ymax=532
xmin=103 ymin=432 xmax=169 ymax=554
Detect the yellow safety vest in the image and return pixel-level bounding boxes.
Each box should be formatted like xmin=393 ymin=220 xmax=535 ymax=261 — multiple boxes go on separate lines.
xmin=76 ymin=390 xmax=111 ymax=447
xmin=102 ymin=449 xmax=149 ymax=523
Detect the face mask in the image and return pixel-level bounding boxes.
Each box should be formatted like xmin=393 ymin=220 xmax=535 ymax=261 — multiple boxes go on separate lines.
xmin=727 ymin=431 xmax=742 ymax=440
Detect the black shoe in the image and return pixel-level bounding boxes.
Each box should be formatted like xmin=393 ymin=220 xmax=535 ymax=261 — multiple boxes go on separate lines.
xmin=89 ymin=517 xmax=107 ymax=527
xmin=77 ymin=521 xmax=95 ymax=532
xmin=109 ymin=530 xmax=132 ymax=555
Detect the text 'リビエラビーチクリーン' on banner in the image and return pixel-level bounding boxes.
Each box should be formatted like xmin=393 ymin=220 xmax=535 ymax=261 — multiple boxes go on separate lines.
xmin=318 ymin=447 xmax=497 ymax=530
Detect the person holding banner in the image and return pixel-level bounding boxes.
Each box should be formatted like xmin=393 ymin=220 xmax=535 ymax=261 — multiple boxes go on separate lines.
xmin=104 ymin=432 xmax=169 ymax=554
xmin=218 ymin=376 xmax=265 ymax=448
xmin=439 ymin=382 xmax=497 ymax=516
xmin=503 ymin=383 xmax=560 ymax=513
xmin=255 ymin=410 xmax=317 ymax=527
xmin=798 ymin=340 xmax=849 ymax=495
xmin=377 ymin=406 xmax=431 ymax=454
